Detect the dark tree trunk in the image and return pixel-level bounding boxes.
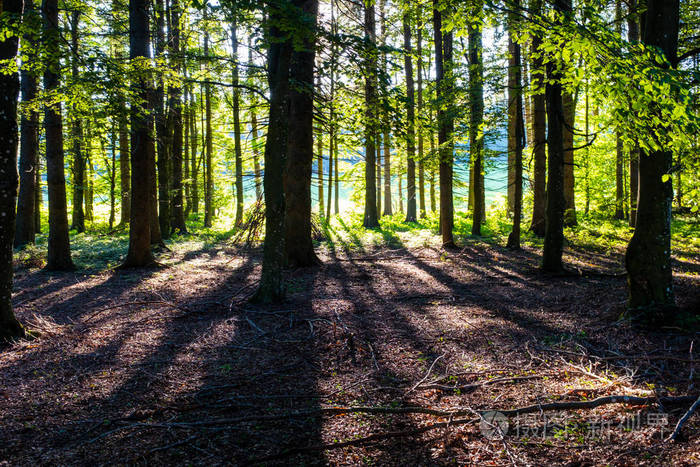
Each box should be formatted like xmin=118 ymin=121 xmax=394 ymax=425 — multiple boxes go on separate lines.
xmin=69 ymin=11 xmax=85 ymax=234
xmin=433 ymin=0 xmax=454 ymax=247
xmin=403 ymin=12 xmax=417 ymax=223
xmin=169 ymin=0 xmax=186 ymax=233
xmin=183 ymin=84 xmax=190 ymax=217
xmin=469 ymin=0 xmax=485 ymax=236
xmin=148 ymin=88 xmax=161 ymax=245
xmin=416 ymin=8 xmax=425 ymax=218
xmin=43 ymin=0 xmax=74 ymax=270
xmin=15 ymin=0 xmax=40 ymax=249
xmin=119 ymin=116 xmax=130 ymax=225
xmin=317 ymin=77 xmax=324 ymax=216
xmin=625 ymin=0 xmax=678 ymax=321
xmin=190 ymin=89 xmax=199 ymax=215
xmin=35 ymin=156 xmax=41 ymax=233
xmin=541 ymin=0 xmax=570 ymax=273
xmin=203 ymin=10 xmax=214 ymax=228
xmin=0 ymin=0 xmax=26 ymax=342
xmin=122 ymin=0 xmax=155 ymax=267
xmin=628 ymin=0 xmax=639 ymax=227
xmin=363 ymin=1 xmax=379 ymax=228
xmin=248 ymin=38 xmax=262 ymax=201
xmin=562 ymin=90 xmax=576 ymax=226
xmin=108 ymin=130 xmax=116 ymax=230
xmin=231 ymin=19 xmax=245 ymax=228
xmin=252 ymin=2 xmax=293 ymax=303
xmin=284 ymin=0 xmax=320 ymax=267
xmin=154 ymin=0 xmax=170 ymax=238
xmin=529 ymin=0 xmax=546 ymax=236
xmin=507 ymin=1 xmax=524 ymax=249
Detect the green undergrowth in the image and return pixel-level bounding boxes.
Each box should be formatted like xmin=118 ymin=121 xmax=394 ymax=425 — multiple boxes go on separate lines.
xmin=13 ymin=207 xmax=699 ymax=273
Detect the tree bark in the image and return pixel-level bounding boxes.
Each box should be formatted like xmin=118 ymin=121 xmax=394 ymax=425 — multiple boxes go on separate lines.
xmin=15 ymin=0 xmax=40 ymax=248
xmin=507 ymin=1 xmax=524 ymax=249
xmin=122 ymin=0 xmax=155 ymax=267
xmin=469 ymin=0 xmax=485 ymax=236
xmin=252 ymin=1 xmax=293 ymax=303
xmin=69 ymin=11 xmax=85 ymax=233
xmin=403 ymin=12 xmax=417 ymax=223
xmin=528 ymin=0 xmax=546 ymax=236
xmin=363 ymin=0 xmax=379 ymax=228
xmin=541 ymin=0 xmax=570 ymax=273
xmin=284 ymin=0 xmax=320 ymax=267
xmin=203 ymin=9 xmax=214 ymax=228
xmin=231 ymin=18 xmax=245 ymax=228
xmin=0 ymin=0 xmax=26 ymax=342
xmin=170 ymin=0 xmax=186 ymax=233
xmin=154 ymin=0 xmax=170 ymax=238
xmin=248 ymin=38 xmax=262 ymax=201
xmin=433 ymin=0 xmax=454 ymax=247
xmin=416 ymin=9 xmax=425 ymax=218
xmin=625 ymin=0 xmax=678 ymax=321
xmin=43 ymin=0 xmax=74 ymax=270
xmin=628 ymin=0 xmax=639 ymax=227
xmin=562 ymin=90 xmax=576 ymax=226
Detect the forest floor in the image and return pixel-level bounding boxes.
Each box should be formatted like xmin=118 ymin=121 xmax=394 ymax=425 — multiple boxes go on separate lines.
xmin=2 ymin=214 xmax=700 ymax=466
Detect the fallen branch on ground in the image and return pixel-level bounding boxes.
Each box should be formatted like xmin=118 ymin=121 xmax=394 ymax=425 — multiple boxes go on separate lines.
xmin=666 ymin=394 xmax=700 ymax=442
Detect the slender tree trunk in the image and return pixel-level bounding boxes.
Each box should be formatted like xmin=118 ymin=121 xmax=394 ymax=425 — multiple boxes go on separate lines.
xmin=429 ymin=119 xmax=436 ymax=213
xmin=562 ymin=91 xmax=576 ymax=226
xmin=363 ymin=1 xmax=379 ymax=228
xmin=416 ymin=10 xmax=425 ymax=219
xmin=529 ymin=0 xmax=546 ymax=236
xmin=507 ymin=2 xmax=524 ymax=249
xmin=43 ymin=0 xmax=74 ymax=270
xmin=541 ymin=0 xmax=570 ymax=273
xmin=317 ymin=112 xmax=324 ymax=216
xmin=334 ymin=132 xmax=339 ymax=215
xmin=469 ymin=0 xmax=485 ymax=236
xmin=625 ymin=0 xmax=678 ymax=322
xmin=15 ymin=1 xmax=40 ymax=248
xmin=433 ymin=0 xmax=454 ymax=247
xmin=190 ymin=90 xmax=199 ymax=214
xmin=403 ymin=12 xmax=417 ymax=223
xmin=231 ymin=19 xmax=245 ymax=227
xmin=0 ymin=0 xmax=26 ymax=342
xmin=183 ymin=83 xmax=190 ymax=217
xmin=284 ymin=0 xmax=320 ymax=267
xmin=248 ymin=37 xmax=262 ymax=201
xmin=119 ymin=117 xmax=130 ymax=225
xmin=203 ymin=11 xmax=214 ymax=228
xmin=85 ymin=140 xmax=94 ymax=223
xmin=148 ymin=86 xmax=162 ymax=245
xmin=69 ymin=11 xmax=85 ymax=233
xmin=122 ymin=0 xmax=155 ymax=267
xmin=170 ymin=0 xmax=186 ymax=233
xmin=35 ymin=156 xmax=41 ymax=233
xmin=376 ymin=133 xmax=381 ymax=216
xmin=628 ymin=0 xmax=639 ymax=227
xmin=108 ymin=130 xmax=116 ymax=230
xmin=252 ymin=2 xmax=293 ymax=303
xmin=326 ymin=114 xmax=334 ymax=219
xmin=153 ymin=0 xmax=170 ymax=238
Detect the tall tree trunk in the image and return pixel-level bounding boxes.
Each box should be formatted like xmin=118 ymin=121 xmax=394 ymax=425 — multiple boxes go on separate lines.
xmin=252 ymin=2 xmax=293 ymax=303
xmin=0 ymin=0 xmax=26 ymax=342
xmin=433 ymin=0 xmax=454 ymax=247
xmin=541 ymin=0 xmax=570 ymax=273
xmin=123 ymin=0 xmax=155 ymax=267
xmin=403 ymin=12 xmax=417 ymax=223
xmin=148 ymin=86 xmax=161 ymax=245
xmin=316 ymin=75 xmax=324 ymax=216
xmin=529 ymin=0 xmax=546 ymax=237
xmin=170 ymin=0 xmax=186 ymax=233
xmin=183 ymin=83 xmax=190 ymax=217
xmin=429 ymin=119 xmax=436 ymax=213
xmin=203 ymin=10 xmax=214 ymax=228
xmin=108 ymin=130 xmax=116 ymax=230
xmin=85 ymin=141 xmax=94 ymax=223
xmin=625 ymin=0 xmax=678 ymax=322
xmin=69 ymin=11 xmax=85 ymax=233
xmin=507 ymin=2 xmax=524 ymax=249
xmin=334 ymin=132 xmax=339 ymax=215
xmin=119 ymin=117 xmax=130 ymax=225
xmin=231 ymin=19 xmax=244 ymax=228
xmin=326 ymin=111 xmax=334 ymax=219
xmin=628 ymin=0 xmax=639 ymax=227
xmin=35 ymin=156 xmax=41 ymax=233
xmin=190 ymin=89 xmax=199 ymax=214
xmin=284 ymin=0 xmax=320 ymax=267
xmin=154 ymin=0 xmax=170 ymax=238
xmin=562 ymin=91 xmax=576 ymax=226
xmin=376 ymin=133 xmax=382 ymax=216
xmin=15 ymin=0 xmax=40 ymax=248
xmin=43 ymin=0 xmax=74 ymax=270
xmin=248 ymin=37 xmax=262 ymax=201
xmin=363 ymin=0 xmax=379 ymax=228
xmin=416 ymin=9 xmax=425 ymax=218
xmin=469 ymin=0 xmax=485 ymax=236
